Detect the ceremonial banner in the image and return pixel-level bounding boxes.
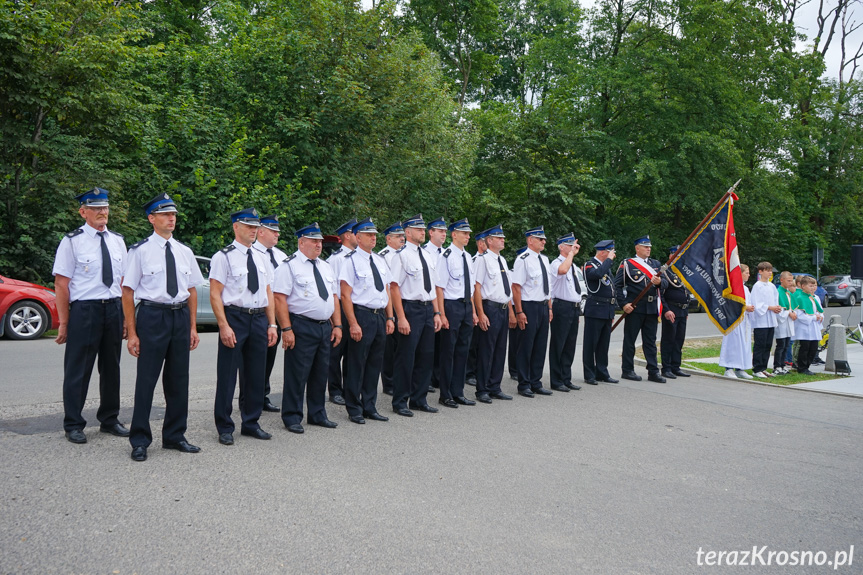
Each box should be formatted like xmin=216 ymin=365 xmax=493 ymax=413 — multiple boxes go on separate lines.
xmin=669 ymin=193 xmax=746 ymax=334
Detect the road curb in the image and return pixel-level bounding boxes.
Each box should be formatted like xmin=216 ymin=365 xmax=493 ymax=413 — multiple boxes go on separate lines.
xmin=633 ymin=357 xmax=863 ymax=400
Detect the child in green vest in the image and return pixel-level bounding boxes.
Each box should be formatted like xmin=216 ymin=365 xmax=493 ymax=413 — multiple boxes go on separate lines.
xmin=792 ymin=276 xmax=823 ymax=375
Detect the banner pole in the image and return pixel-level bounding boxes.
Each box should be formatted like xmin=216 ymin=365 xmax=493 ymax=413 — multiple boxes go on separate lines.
xmin=610 ymin=180 xmax=741 ymax=333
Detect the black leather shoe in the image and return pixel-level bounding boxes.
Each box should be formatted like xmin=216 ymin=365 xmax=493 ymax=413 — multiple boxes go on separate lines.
xmin=65 ymin=430 xmax=87 ymax=444
xmin=600 ymin=376 xmax=619 ymax=384
xmin=218 ymin=432 xmax=234 ymax=445
xmin=550 ymin=385 xmax=570 ymax=392
xmin=798 ymin=369 xmax=816 ymax=375
xmin=475 ymin=393 xmax=492 ymax=404
xmin=621 ymin=371 xmax=642 ymax=381
xmin=661 ymin=370 xmax=677 ymax=379
xmin=286 ymin=423 xmax=305 ymax=434
xmin=672 ymin=369 xmax=691 ymax=377
xmin=533 ymin=387 xmax=553 ymax=396
xmin=489 ymin=392 xmax=513 ymax=400
xmin=465 ymin=377 xmax=477 ymax=386
xmin=565 ymin=383 xmax=581 ymax=391
xmin=428 ymin=385 xmax=436 ymax=393
xmin=263 ymin=398 xmax=280 ymax=412
xmin=310 ymin=419 xmax=338 ymax=429
xmin=364 ymin=412 xmax=389 ymax=422
xmin=410 ymin=403 xmax=439 ymax=413
xmin=454 ymin=396 xmax=476 ymax=406
xmin=163 ymin=440 xmax=201 ymax=453
xmin=131 ymin=446 xmax=147 ymax=461
xmin=241 ymin=427 xmax=273 ymax=440
xmin=584 ymin=379 xmax=598 ymax=385
xmin=330 ymin=395 xmax=346 ymax=406
xmin=349 ymin=415 xmax=366 ymax=424
xmin=518 ymin=390 xmax=535 ymax=398
xmin=100 ymin=423 xmax=130 ymax=437
xmin=647 ymin=373 xmax=667 ymax=384
xmin=395 ymin=408 xmax=414 ymax=417
xmin=438 ymin=398 xmax=458 ymax=408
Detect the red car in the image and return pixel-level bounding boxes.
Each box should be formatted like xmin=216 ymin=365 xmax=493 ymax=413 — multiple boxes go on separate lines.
xmin=0 ymin=275 xmax=60 ymax=340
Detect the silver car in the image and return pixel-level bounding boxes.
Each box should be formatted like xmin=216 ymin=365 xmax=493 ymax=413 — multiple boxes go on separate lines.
xmin=194 ymin=256 xmax=216 ymax=325
xmin=821 ymin=275 xmax=862 ymax=307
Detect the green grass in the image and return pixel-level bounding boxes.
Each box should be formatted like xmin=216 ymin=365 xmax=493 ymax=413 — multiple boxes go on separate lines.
xmin=681 ymin=360 xmax=843 ymax=385
xmin=681 ymin=338 xmax=723 ymax=360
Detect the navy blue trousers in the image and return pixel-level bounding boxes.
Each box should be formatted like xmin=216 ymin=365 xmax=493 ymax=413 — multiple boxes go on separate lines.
xmin=343 ymin=307 xmax=386 ymax=417
xmin=282 ymin=314 xmax=332 ymax=425
xmin=214 ymin=308 xmax=266 ymax=434
xmin=517 ymin=300 xmax=550 ymax=392
xmin=549 ymin=300 xmax=580 ymax=388
xmin=622 ymin=312 xmax=659 ymax=374
xmin=476 ymin=301 xmax=509 ymax=394
xmin=130 ymin=305 xmax=191 ymax=447
xmin=582 ymin=316 xmax=612 ymax=381
xmin=393 ymin=301 xmax=434 ymax=410
xmin=62 ymin=299 xmax=123 ymax=431
xmin=439 ymin=299 xmax=473 ymax=400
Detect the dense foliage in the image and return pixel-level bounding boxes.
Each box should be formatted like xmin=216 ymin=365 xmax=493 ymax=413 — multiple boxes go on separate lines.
xmin=1 ymin=0 xmax=860 ymax=285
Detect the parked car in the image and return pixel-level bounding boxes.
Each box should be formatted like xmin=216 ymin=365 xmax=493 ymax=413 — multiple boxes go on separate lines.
xmin=820 ymin=275 xmax=862 ymax=306
xmin=194 ymin=256 xmax=216 ymax=326
xmin=0 ymin=275 xmax=60 ymax=340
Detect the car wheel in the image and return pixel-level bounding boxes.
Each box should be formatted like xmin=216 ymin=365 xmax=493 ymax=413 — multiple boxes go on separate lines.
xmin=850 ymin=293 xmax=857 ymax=307
xmin=4 ymin=300 xmax=49 ymax=340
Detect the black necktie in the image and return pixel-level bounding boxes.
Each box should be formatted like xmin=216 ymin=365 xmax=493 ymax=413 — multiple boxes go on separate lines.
xmin=572 ymin=265 xmax=581 ymax=294
xmin=98 ymin=231 xmax=113 ymax=288
xmin=247 ymin=249 xmax=259 ymax=294
xmin=370 ymin=255 xmax=384 ymax=291
xmin=268 ymin=248 xmax=278 ymax=269
xmin=311 ymin=259 xmax=328 ymax=300
xmin=498 ymin=256 xmax=511 ymax=297
xmin=539 ymin=254 xmax=549 ymax=296
xmin=417 ymin=248 xmax=432 ymax=293
xmin=165 ymin=242 xmax=178 ymax=297
xmin=462 ymin=252 xmax=471 ymax=300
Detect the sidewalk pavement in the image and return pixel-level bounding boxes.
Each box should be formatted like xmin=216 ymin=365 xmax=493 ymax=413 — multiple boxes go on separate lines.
xmin=681 ymin=335 xmax=863 ymax=399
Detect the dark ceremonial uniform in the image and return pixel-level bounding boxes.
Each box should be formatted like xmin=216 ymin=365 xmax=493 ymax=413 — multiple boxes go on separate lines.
xmin=582 ymin=256 xmax=617 ymax=382
xmin=660 ymin=267 xmax=690 ymax=376
xmin=614 ymin=256 xmax=667 ymax=378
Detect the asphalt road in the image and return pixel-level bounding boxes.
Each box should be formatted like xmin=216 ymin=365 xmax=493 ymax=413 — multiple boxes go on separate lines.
xmin=1 ymin=309 xmax=862 ymax=574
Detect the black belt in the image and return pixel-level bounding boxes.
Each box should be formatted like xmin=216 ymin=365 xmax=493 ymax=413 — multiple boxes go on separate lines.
xmin=355 ymin=304 xmax=386 ymax=314
xmin=445 ymin=297 xmax=472 ymax=304
xmin=589 ymin=296 xmax=616 ymax=305
xmin=76 ymin=297 xmax=121 ymax=304
xmin=290 ymin=313 xmax=329 ymax=325
xmin=226 ymin=304 xmax=267 ymax=315
xmin=404 ymin=299 xmax=432 ymax=306
xmin=482 ymin=299 xmax=508 ymax=310
xmin=140 ymin=299 xmax=188 ymax=310
xmin=666 ymin=301 xmax=688 ymax=310
xmin=523 ymin=299 xmax=549 ymax=306
xmin=552 ymin=298 xmax=581 ymax=308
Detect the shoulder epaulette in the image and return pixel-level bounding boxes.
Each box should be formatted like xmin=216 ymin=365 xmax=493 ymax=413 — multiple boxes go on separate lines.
xmin=379 ymin=248 xmax=390 ymax=256
xmin=396 ymin=246 xmax=406 ymax=253
xmin=519 ymin=252 xmax=530 ymax=260
xmin=109 ymin=230 xmax=124 ymax=238
xmin=66 ymin=229 xmax=84 ymax=238
xmin=443 ymin=248 xmax=452 ymax=258
xmin=130 ymin=238 xmax=149 ymax=250
xmin=476 ymin=251 xmax=486 ymax=258
xmin=221 ymin=245 xmax=236 ymax=254
xmin=345 ymin=249 xmax=356 ymax=258
xmin=283 ymin=254 xmax=296 ymax=263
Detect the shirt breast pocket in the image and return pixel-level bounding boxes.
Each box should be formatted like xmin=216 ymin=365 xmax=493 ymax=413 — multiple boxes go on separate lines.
xmin=141 ymin=259 xmax=164 ymax=277
xmin=75 ymin=254 xmax=98 ymax=276
xmin=449 ymin=259 xmax=464 ymax=279
xmin=229 ymin=262 xmax=249 ymax=286
xmin=404 ymin=263 xmax=421 ymax=277
xmin=527 ymin=265 xmax=541 ymax=284
xmin=295 ymin=275 xmax=312 ymax=292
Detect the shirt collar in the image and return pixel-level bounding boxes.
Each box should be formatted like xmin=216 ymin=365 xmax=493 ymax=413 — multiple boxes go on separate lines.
xmin=449 ymin=244 xmax=465 ymax=255
xmin=232 ymin=239 xmax=251 ymax=252
xmin=405 ymin=242 xmax=420 ymax=252
xmin=294 ymin=250 xmax=316 ymax=264
xmin=82 ymin=223 xmax=105 ymax=238
xmin=357 ymin=246 xmax=373 ymax=256
xmin=150 ymin=232 xmax=169 ymax=248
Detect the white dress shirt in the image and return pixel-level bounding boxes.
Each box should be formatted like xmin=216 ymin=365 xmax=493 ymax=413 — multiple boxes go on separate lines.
xmin=390 ymin=242 xmax=437 ymax=302
xmin=52 ymin=223 xmax=126 ymax=301
xmin=123 ymin=233 xmax=204 ymax=303
xmin=340 ymin=248 xmax=391 ymax=309
xmin=422 ymin=241 xmax=445 ymax=270
xmin=511 ymin=248 xmax=551 ymax=302
xmin=474 ymin=251 xmax=513 ymax=304
xmin=327 ymin=245 xmax=352 ymax=298
xmin=435 ymin=244 xmax=475 ymax=300
xmin=549 ymin=255 xmax=583 ymax=303
xmin=252 ymin=240 xmax=288 ymax=286
xmin=273 ymin=250 xmax=337 ymax=320
xmin=209 ymin=240 xmax=273 ymax=308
